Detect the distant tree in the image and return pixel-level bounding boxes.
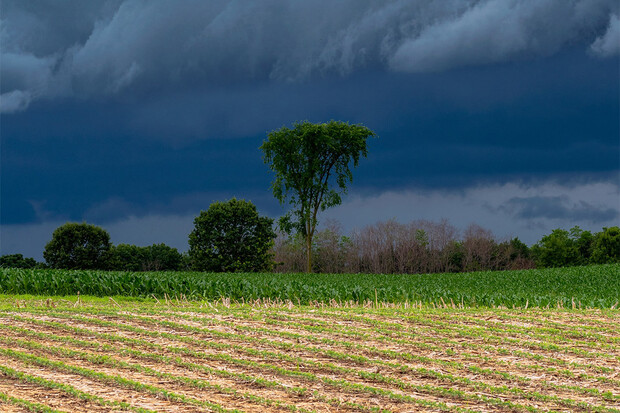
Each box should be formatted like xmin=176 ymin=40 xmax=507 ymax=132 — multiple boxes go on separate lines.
xmin=462 ymin=224 xmax=496 ymax=272
xmin=260 ymin=120 xmax=376 ymax=272
xmin=143 ymin=243 xmax=183 ymax=271
xmin=509 ymin=238 xmax=530 ymax=260
xmin=43 ymin=222 xmax=111 ymax=270
xmin=188 ymin=198 xmax=276 ymax=272
xmin=0 ymin=254 xmax=39 ymax=269
xmin=108 ymin=243 xmax=183 ymax=271
xmin=506 ymin=237 xmax=535 ymax=270
xmin=571 ymin=226 xmax=594 ymax=265
xmin=531 ymin=227 xmax=583 ymax=268
xmin=591 ymin=226 xmax=620 ymax=264
xmin=107 ymin=244 xmax=147 ymax=271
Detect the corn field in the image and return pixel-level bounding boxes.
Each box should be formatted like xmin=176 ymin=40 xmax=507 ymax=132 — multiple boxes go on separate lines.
xmin=1 ymin=264 xmax=618 ymax=309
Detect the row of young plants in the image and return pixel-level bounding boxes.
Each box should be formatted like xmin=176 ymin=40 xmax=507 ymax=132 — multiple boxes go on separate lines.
xmin=144 ymin=306 xmax=618 ymax=376
xmin=217 ymin=306 xmax=620 ymax=358
xmin=3 ymin=306 xmax=617 ymax=412
xmin=7 ymin=300 xmax=616 ymax=400
xmin=1 ymin=263 xmax=618 ymax=308
xmin=1 ymin=314 xmax=482 ymax=412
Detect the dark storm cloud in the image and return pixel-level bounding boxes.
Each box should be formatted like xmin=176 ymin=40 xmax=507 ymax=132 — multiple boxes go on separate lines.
xmin=1 ymin=0 xmax=618 ymax=113
xmin=501 ymin=195 xmax=619 ymax=223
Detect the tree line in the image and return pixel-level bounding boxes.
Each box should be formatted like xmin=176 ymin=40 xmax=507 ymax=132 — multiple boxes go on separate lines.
xmin=2 ymin=120 xmax=618 ymax=273
xmin=2 ymin=204 xmax=618 ymax=272
xmin=273 ymin=220 xmax=619 ymax=273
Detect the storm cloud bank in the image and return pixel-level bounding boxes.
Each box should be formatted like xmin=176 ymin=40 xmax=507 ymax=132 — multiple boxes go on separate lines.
xmin=2 ymin=0 xmax=618 ymax=113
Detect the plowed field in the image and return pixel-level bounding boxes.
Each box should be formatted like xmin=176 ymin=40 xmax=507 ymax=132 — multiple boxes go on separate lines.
xmin=0 ymin=298 xmax=618 ymax=412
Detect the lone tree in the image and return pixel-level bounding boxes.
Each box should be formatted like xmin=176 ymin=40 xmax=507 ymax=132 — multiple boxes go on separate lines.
xmin=188 ymin=198 xmax=276 ymax=272
xmin=43 ymin=222 xmax=111 ymax=269
xmin=260 ymin=120 xmax=376 ymax=272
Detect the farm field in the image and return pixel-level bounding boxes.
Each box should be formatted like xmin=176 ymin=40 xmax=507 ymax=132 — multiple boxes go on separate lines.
xmin=1 ymin=264 xmax=619 ymax=308
xmin=0 ymin=296 xmax=618 ymax=412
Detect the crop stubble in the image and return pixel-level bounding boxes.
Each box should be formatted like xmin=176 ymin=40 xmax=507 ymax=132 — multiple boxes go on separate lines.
xmin=0 ymin=299 xmax=618 ymax=412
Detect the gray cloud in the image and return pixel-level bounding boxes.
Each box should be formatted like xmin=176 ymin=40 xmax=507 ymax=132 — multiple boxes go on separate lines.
xmin=502 ymin=195 xmax=619 ymax=223
xmin=0 ymin=90 xmax=32 ymax=113
xmin=1 ymin=0 xmax=617 ymax=113
xmin=323 ymin=180 xmax=620 ymax=245
xmin=590 ymin=13 xmax=620 ymax=57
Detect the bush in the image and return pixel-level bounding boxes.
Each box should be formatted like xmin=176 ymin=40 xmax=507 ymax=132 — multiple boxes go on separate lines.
xmin=43 ymin=222 xmax=111 ymax=270
xmin=0 ymin=254 xmax=40 ymax=269
xmin=188 ymin=198 xmax=276 ymax=272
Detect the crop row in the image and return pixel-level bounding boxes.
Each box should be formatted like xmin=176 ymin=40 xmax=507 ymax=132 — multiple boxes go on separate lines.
xmin=1 ymin=298 xmax=618 ymax=412
xmin=1 ymin=263 xmax=619 ymax=308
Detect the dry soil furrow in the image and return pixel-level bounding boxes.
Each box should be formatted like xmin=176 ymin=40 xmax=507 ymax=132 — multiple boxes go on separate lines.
xmin=0 ymin=324 xmax=505 ymax=413
xmin=0 ymin=326 xmax=365 ymax=413
xmin=6 ymin=313 xmax=616 ymax=413
xmin=11 ymin=311 xmax=617 ymax=400
xmin=19 ymin=315 xmax=620 ymax=409
xmin=0 ymin=355 xmax=200 ymax=412
xmin=302 ymin=309 xmax=620 ymax=334
xmin=135 ymin=311 xmax=620 ymax=376
xmin=287 ymin=309 xmax=620 ymax=347
xmin=207 ymin=310 xmax=620 ymax=359
xmin=0 ymin=400 xmax=33 ymax=413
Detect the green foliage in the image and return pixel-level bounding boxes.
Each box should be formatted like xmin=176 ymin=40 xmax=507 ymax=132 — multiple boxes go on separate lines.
xmin=188 ymin=198 xmax=276 ymax=272
xmin=143 ymin=244 xmax=183 ymax=271
xmin=532 ymin=226 xmax=615 ymax=268
xmin=571 ymin=226 xmax=594 ymax=264
xmin=591 ymin=226 xmax=620 ymax=264
xmin=43 ymin=222 xmax=111 ymax=270
xmin=532 ymin=227 xmax=579 ymax=268
xmin=509 ymin=238 xmax=530 ymax=260
xmin=260 ymin=120 xmax=376 ymax=272
xmin=107 ymin=244 xmax=147 ymax=271
xmin=0 ymin=264 xmax=617 ymax=308
xmin=107 ymin=243 xmax=183 ymax=271
xmin=0 ymin=254 xmax=40 ymax=269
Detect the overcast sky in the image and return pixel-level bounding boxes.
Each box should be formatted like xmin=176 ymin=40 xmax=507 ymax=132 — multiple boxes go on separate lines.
xmin=1 ymin=0 xmax=619 ymax=259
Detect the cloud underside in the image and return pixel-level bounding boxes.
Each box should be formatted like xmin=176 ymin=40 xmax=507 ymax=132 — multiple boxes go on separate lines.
xmin=1 ymin=0 xmax=618 ymax=112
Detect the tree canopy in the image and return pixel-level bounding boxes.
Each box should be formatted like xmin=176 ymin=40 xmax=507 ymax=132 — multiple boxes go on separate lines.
xmin=260 ymin=120 xmax=376 ymax=272
xmin=188 ymin=198 xmax=276 ymax=272
xmin=43 ymin=222 xmax=111 ymax=269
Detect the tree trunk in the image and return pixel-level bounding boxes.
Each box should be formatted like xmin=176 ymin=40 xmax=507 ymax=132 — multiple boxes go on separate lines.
xmin=306 ymin=233 xmax=313 ymax=273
